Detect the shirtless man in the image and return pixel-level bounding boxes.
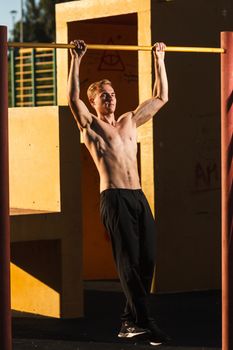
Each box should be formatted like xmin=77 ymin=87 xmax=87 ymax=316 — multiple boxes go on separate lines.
xmin=67 ymin=40 xmax=169 ymax=346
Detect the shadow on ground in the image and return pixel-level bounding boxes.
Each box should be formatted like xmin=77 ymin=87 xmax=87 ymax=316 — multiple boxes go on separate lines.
xmin=12 ymin=286 xmax=221 ymax=349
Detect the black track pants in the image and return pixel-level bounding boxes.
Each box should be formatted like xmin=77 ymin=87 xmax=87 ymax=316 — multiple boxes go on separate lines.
xmin=100 ymin=188 xmax=157 ymax=325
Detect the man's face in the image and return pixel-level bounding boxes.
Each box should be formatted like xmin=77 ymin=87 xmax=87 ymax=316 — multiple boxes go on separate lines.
xmin=91 ymin=84 xmax=117 ymax=114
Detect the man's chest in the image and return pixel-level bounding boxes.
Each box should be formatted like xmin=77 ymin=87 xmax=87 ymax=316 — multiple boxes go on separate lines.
xmin=85 ymin=117 xmax=137 ymax=148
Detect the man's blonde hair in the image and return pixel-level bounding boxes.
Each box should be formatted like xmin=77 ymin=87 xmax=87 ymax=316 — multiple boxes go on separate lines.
xmin=87 ymin=79 xmax=112 ymax=101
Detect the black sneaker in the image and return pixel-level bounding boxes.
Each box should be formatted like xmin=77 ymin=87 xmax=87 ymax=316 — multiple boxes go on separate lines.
xmin=145 ymin=319 xmax=171 ymax=346
xmin=118 ymin=321 xmax=150 ymax=338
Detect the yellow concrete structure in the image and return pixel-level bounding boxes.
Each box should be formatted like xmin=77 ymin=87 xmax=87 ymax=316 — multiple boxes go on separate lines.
xmin=9 ymin=107 xmax=60 ymax=212
xmin=150 ymin=0 xmax=222 ymax=292
xmin=10 ymin=106 xmax=83 ymax=317
xmin=11 ymin=262 xmax=60 ymax=317
xmin=54 ymin=0 xmax=221 ymax=291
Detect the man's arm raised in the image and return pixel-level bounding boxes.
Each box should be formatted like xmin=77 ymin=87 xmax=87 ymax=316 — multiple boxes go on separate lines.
xmin=67 ymin=40 xmax=93 ymax=131
xmin=132 ymin=42 xmax=168 ymax=128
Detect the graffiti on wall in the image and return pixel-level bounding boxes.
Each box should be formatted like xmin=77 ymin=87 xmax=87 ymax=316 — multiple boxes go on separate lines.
xmin=191 ymin=113 xmax=220 ymax=194
xmin=98 ymin=38 xmax=125 ymax=71
xmin=194 ymin=161 xmax=219 ymax=191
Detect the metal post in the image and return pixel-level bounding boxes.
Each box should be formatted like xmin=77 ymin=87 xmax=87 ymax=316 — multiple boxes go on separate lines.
xmin=31 ymin=49 xmax=36 ymax=106
xmin=52 ymin=48 xmax=57 ymax=105
xmin=0 ymin=26 xmax=12 ymax=350
xmin=221 ymin=31 xmax=233 ymax=350
xmin=10 ymin=49 xmax=16 ymax=107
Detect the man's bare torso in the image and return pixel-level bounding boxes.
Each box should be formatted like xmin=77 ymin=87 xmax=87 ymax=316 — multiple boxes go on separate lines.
xmin=81 ymin=112 xmax=141 ymax=193
xmin=68 ymin=41 xmax=168 ymax=193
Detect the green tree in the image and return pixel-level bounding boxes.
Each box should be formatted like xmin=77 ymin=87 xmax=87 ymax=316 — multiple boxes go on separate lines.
xmin=13 ymin=0 xmax=74 ymax=42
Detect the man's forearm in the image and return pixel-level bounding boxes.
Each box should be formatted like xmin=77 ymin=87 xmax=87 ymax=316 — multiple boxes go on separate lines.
xmin=153 ymin=58 xmax=168 ymax=102
xmin=67 ymin=56 xmax=81 ymax=102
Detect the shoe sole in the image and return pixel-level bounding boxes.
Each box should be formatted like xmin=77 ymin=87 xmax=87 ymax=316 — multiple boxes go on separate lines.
xmin=149 ymin=341 xmax=163 ymax=346
xmin=118 ymin=331 xmax=148 ymax=338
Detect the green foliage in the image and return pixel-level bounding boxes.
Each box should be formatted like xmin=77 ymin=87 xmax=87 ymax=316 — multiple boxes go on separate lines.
xmin=13 ymin=0 xmax=74 ymax=42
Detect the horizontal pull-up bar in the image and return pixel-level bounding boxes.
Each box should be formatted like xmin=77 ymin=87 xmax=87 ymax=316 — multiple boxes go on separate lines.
xmin=8 ymin=42 xmax=225 ymax=53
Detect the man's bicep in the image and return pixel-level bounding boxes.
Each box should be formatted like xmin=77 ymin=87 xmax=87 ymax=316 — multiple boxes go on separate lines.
xmin=69 ymin=98 xmax=93 ymax=129
xmin=132 ymin=98 xmax=165 ymax=127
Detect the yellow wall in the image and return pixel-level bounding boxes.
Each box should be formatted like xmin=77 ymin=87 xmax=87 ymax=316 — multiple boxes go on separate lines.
xmin=11 ymin=240 xmax=61 ymax=317
xmin=10 ymin=107 xmax=83 ymax=317
xmin=9 ymin=107 xmax=60 ymax=212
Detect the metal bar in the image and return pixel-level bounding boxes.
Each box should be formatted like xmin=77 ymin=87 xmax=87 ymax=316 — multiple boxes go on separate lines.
xmin=35 ymin=77 xmax=53 ymax=81
xmin=14 ymin=47 xmax=53 ymax=54
xmin=15 ymin=71 xmax=32 ymax=75
xmin=10 ymin=49 xmax=16 ymax=107
xmin=36 ymin=69 xmax=53 ymax=73
xmin=31 ymin=49 xmax=36 ymax=106
xmin=8 ymin=41 xmax=225 ymax=53
xmin=19 ymin=49 xmax=24 ymax=105
xmin=52 ymin=48 xmax=57 ymax=105
xmin=0 ymin=25 xmax=12 ymax=350
xmin=36 ymin=85 xmax=53 ymax=89
xmin=16 ymin=93 xmax=33 ymax=98
xmin=36 ymin=101 xmax=53 ymax=105
xmin=163 ymin=46 xmax=225 ymax=53
xmin=15 ymin=78 xmax=32 ymax=83
xmin=35 ymin=53 xmax=53 ymax=58
xmin=221 ymin=31 xmax=233 ymax=350
xmin=35 ymin=62 xmax=53 ymax=66
xmin=15 ymin=63 xmax=32 ymax=67
xmin=36 ymin=93 xmax=53 ymax=97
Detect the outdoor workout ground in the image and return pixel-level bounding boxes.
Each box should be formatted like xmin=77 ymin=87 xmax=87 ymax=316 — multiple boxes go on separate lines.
xmin=12 ymin=282 xmax=221 ymax=350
